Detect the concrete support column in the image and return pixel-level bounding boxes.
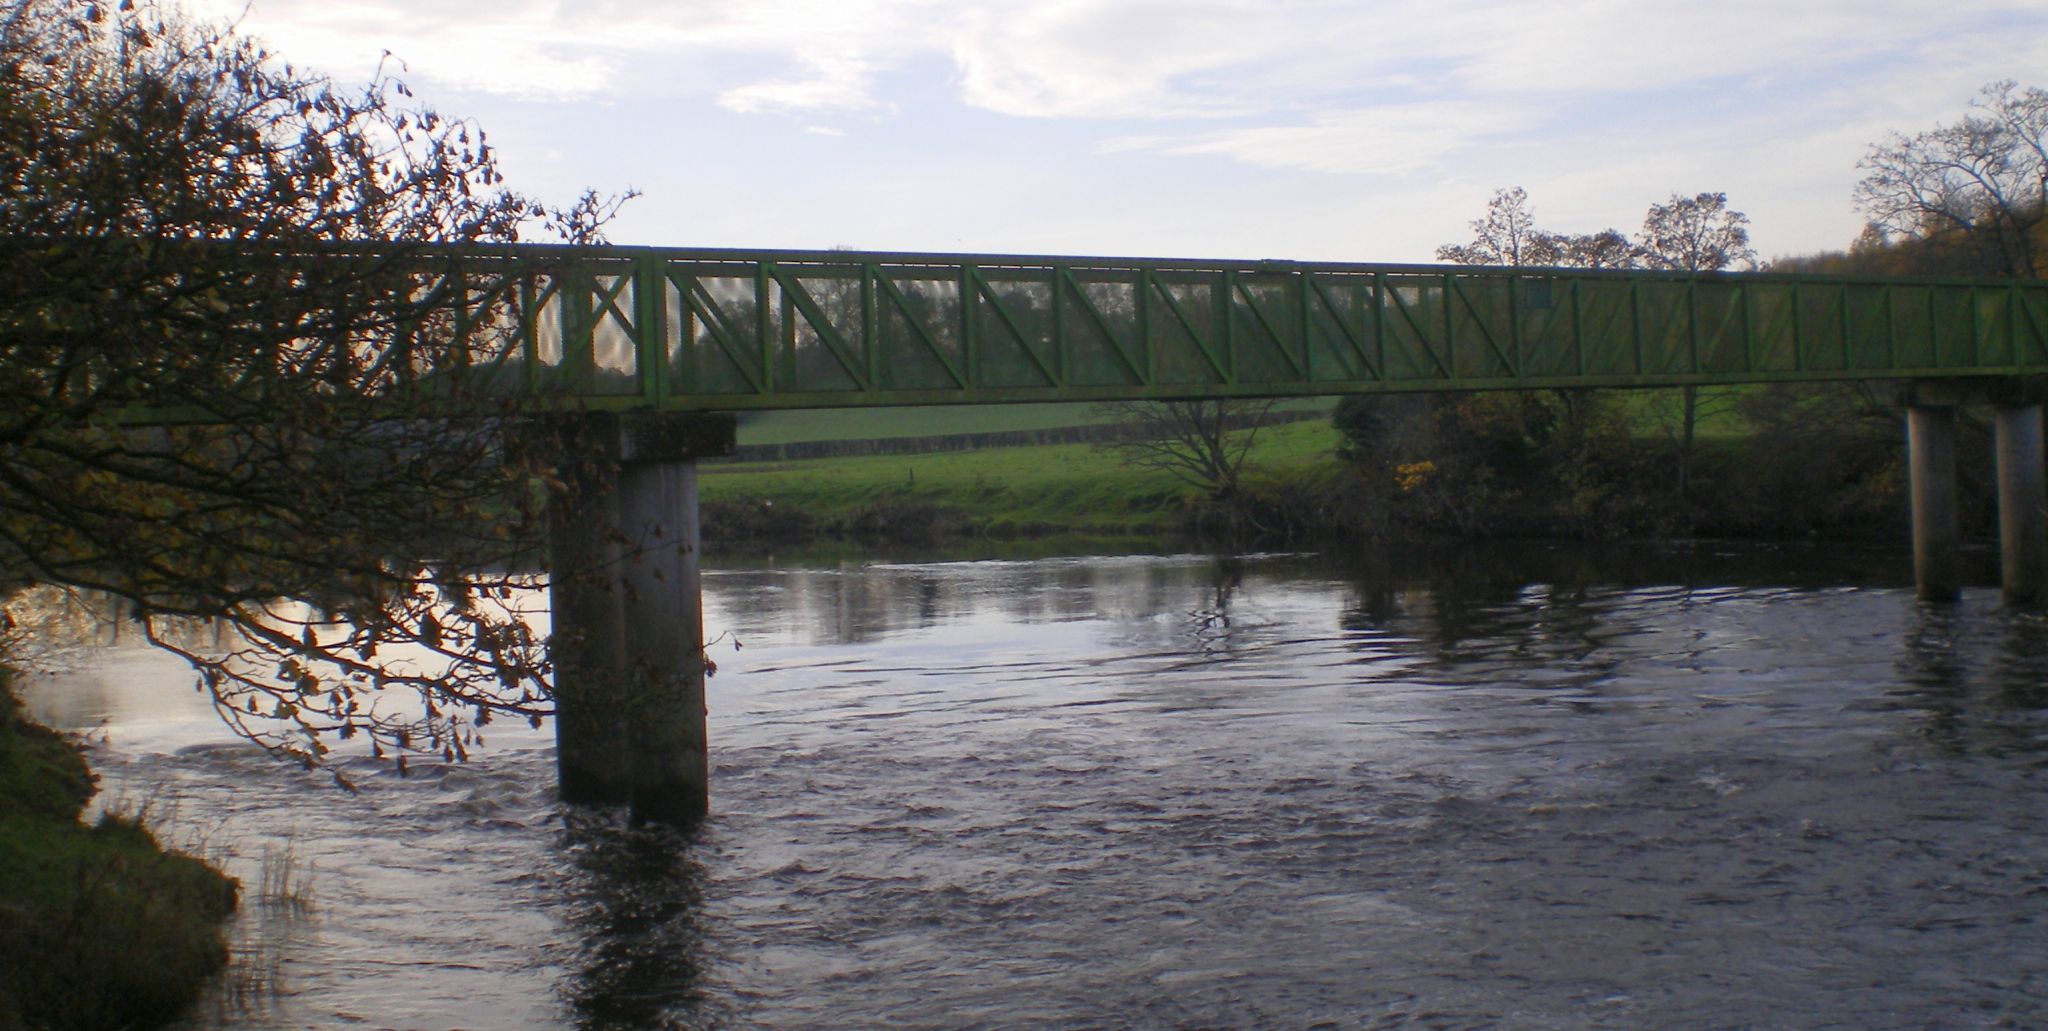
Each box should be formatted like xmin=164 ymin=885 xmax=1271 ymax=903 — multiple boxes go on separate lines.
xmin=1907 ymin=403 xmax=1962 ymax=602
xmin=547 ymin=471 xmax=630 ymax=804
xmin=615 ymin=459 xmax=709 ymax=826
xmin=1995 ymin=403 xmax=2048 ymax=607
xmin=542 ymin=412 xmax=734 ymax=827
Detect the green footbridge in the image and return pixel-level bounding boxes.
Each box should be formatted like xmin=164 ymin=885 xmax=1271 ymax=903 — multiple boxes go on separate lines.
xmin=429 ymin=245 xmax=2048 ymax=408
xmin=108 ymin=242 xmax=2048 ymax=826
xmin=469 ymin=246 xmax=2048 ymax=824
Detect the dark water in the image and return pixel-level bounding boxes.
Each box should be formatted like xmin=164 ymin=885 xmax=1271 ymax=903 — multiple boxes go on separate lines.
xmin=20 ymin=543 xmax=2048 ymax=1029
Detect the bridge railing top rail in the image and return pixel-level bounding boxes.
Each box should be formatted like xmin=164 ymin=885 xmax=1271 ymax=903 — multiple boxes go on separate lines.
xmin=173 ymin=239 xmax=2048 ymax=291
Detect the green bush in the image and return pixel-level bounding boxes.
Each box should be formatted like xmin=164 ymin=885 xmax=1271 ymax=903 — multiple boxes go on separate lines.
xmin=1330 ymin=391 xmax=1655 ymax=539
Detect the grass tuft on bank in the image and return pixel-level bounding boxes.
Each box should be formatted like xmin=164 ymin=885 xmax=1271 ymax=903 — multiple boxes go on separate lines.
xmin=0 ymin=671 xmax=239 ymax=1031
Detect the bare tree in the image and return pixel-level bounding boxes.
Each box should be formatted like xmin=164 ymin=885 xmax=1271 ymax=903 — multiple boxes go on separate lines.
xmin=1436 ymin=187 xmax=1564 ymax=267
xmin=1635 ymin=192 xmax=1759 ymax=274
xmin=1856 ymin=80 xmax=2048 ymax=279
xmin=0 ymin=0 xmax=621 ymax=778
xmin=1551 ymin=228 xmax=1635 ymax=270
xmin=1636 ymin=191 xmax=1759 ymax=496
xmin=1435 ymin=187 xmax=1638 ymax=271
xmin=1094 ymin=399 xmax=1279 ymax=501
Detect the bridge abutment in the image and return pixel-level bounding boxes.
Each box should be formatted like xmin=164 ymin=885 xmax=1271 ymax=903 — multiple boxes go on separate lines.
xmin=543 ymin=412 xmax=735 ymax=827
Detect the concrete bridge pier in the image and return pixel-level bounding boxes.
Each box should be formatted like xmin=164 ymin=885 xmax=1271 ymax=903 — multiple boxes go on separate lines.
xmin=1904 ymin=380 xmax=2048 ymax=606
xmin=547 ymin=453 xmax=629 ymax=804
xmin=1995 ymin=402 xmax=2048 ymax=606
xmin=1905 ymin=396 xmax=1962 ymax=603
xmin=544 ymin=412 xmax=736 ymax=827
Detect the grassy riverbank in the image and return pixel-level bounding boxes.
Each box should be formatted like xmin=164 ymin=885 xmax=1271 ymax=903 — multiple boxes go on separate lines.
xmin=701 ymin=417 xmax=1350 ymax=544
xmin=698 ymin=386 xmax=1961 ymax=549
xmin=0 ymin=671 xmax=238 ymax=1031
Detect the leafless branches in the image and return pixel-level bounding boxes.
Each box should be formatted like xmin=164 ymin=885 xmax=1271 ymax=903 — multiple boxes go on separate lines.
xmin=1093 ymin=399 xmax=1279 ymax=500
xmin=1857 ymin=80 xmax=2048 ymax=279
xmin=0 ymin=0 xmax=622 ymax=775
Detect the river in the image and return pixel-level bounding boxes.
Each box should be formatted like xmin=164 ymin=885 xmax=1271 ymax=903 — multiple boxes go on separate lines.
xmin=17 ymin=542 xmax=2048 ymax=1029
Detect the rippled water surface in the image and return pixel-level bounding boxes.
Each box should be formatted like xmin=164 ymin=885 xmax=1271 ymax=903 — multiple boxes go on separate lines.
xmin=21 ymin=544 xmax=2048 ymax=1029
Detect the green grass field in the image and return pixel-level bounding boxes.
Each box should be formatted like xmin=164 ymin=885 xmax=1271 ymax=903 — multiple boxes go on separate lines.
xmin=735 ymin=403 xmax=1109 ymax=445
xmin=1603 ymin=386 xmax=1756 ymax=441
xmin=702 ymin=387 xmax=1766 ymax=542
xmin=703 ymin=418 xmax=1345 ymax=537
xmin=730 ymin=390 xmax=1746 ymax=447
xmin=733 ymin=398 xmax=1338 ymax=446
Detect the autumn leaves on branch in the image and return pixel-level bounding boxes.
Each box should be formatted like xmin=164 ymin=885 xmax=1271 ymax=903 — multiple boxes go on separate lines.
xmin=0 ymin=0 xmax=626 ymax=778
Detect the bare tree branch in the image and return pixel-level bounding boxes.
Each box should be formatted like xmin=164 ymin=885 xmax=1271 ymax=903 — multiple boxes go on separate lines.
xmin=0 ymin=0 xmax=626 ymax=774
xmin=1856 ymin=80 xmax=2048 ymax=278
xmin=1092 ymin=399 xmax=1280 ymax=500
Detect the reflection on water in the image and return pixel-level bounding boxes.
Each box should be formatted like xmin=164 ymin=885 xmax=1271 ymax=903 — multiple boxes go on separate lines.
xmin=557 ymin=819 xmax=718 ymax=1030
xmin=18 ymin=542 xmax=2048 ymax=1029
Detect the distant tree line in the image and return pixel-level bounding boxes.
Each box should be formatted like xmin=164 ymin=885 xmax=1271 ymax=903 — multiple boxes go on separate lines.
xmin=1847 ymin=81 xmax=2048 ymax=279
xmin=703 ymin=81 xmax=2048 ymax=552
xmin=1320 ymin=81 xmax=2048 ymax=546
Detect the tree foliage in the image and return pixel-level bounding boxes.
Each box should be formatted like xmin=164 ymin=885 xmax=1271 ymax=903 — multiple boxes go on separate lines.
xmin=1375 ymin=186 xmax=1765 ymax=514
xmin=1551 ymin=228 xmax=1634 ymax=270
xmin=1856 ymin=80 xmax=2048 ymax=279
xmin=1434 ymin=187 xmax=1562 ymax=267
xmin=1635 ymin=192 xmax=1757 ymax=273
xmin=1433 ymin=186 xmax=1757 ymax=275
xmin=0 ymin=0 xmax=617 ymax=777
xmin=1632 ymin=191 xmax=1756 ymax=495
xmin=1434 ymin=187 xmax=1637 ymax=270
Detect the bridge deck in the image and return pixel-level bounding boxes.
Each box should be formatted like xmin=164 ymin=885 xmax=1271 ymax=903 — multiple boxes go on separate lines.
xmin=360 ymin=245 xmax=2048 ymax=409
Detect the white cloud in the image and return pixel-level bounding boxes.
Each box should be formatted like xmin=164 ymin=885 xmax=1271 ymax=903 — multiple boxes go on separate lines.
xmin=189 ymin=0 xmax=948 ymax=104
xmin=186 ymin=1 xmax=625 ymax=98
xmin=194 ymin=0 xmax=2048 ymax=121
xmin=949 ymin=1 xmax=1295 ymax=119
xmin=716 ymin=55 xmax=879 ymax=115
xmin=176 ymin=0 xmax=2048 ymax=260
xmin=1105 ymin=101 xmax=1531 ymax=175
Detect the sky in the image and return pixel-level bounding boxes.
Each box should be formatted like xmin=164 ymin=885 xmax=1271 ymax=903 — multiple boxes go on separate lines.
xmin=183 ymin=0 xmax=2048 ymax=265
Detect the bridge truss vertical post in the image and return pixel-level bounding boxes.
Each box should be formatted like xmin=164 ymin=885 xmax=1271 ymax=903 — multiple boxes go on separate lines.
xmin=1994 ymin=402 xmax=2048 ymax=606
xmin=1906 ymin=395 xmax=1963 ymax=602
xmin=543 ymin=412 xmax=736 ymax=826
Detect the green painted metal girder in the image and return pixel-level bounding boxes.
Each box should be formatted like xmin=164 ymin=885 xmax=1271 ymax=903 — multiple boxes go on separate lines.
xmin=444 ymin=245 xmax=2048 ymax=409
xmin=123 ymin=243 xmax=2048 ymax=414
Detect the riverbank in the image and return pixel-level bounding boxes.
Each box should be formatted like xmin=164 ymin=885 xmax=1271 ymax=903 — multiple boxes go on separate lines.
xmin=0 ymin=670 xmax=238 ymax=1031
xmin=701 ymin=418 xmax=1346 ymax=546
xmin=698 ymin=394 xmax=1980 ymax=549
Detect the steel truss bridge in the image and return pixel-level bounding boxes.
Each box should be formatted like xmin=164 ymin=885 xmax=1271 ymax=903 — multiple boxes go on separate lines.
xmin=80 ymin=242 xmax=2048 ymax=824
xmin=417 ymin=244 xmax=2048 ymax=410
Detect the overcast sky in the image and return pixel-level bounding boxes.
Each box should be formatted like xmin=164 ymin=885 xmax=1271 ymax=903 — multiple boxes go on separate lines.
xmin=187 ymin=0 xmax=2048 ymax=264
